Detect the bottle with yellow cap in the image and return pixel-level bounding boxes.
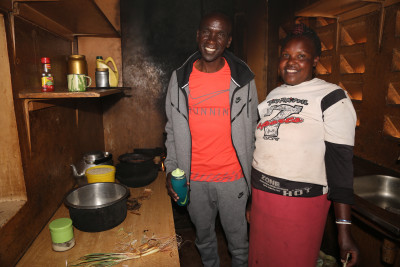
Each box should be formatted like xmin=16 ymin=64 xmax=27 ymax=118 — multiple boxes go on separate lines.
xmin=96 ymin=56 xmax=119 ymax=87
xmin=171 ymin=168 xmax=188 ymax=206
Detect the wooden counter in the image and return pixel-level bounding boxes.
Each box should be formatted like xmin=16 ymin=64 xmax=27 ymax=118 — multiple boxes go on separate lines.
xmin=17 ymin=172 xmax=180 ymax=267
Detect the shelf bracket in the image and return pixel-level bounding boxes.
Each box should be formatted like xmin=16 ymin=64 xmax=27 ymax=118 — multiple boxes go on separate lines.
xmin=12 ymin=1 xmax=19 ymax=16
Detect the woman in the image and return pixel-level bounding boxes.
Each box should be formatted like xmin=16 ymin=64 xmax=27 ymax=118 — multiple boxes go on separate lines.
xmin=248 ymin=23 xmax=359 ymax=266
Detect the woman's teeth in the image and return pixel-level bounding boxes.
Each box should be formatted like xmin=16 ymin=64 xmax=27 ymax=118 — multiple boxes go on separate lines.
xmin=286 ymin=69 xmax=297 ymax=73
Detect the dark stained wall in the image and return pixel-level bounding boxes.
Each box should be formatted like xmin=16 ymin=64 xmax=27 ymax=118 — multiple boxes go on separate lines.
xmin=113 ymin=0 xmax=245 ymax=156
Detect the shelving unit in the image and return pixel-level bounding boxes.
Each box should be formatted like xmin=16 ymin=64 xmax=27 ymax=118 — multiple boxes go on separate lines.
xmin=392 ymin=48 xmax=400 ymax=71
xmin=11 ymin=0 xmax=120 ymax=41
xmin=19 ymin=87 xmax=127 ymax=153
xmin=340 ymin=20 xmax=367 ymax=46
xmin=383 ymin=114 xmax=400 ymax=138
xmin=316 ymin=55 xmax=333 ymax=75
xmin=387 ymin=82 xmax=400 ymax=104
xmin=18 ymin=88 xmax=125 ymax=99
xmin=383 ymin=4 xmax=400 ymax=140
xmin=339 ymin=78 xmax=364 ymax=101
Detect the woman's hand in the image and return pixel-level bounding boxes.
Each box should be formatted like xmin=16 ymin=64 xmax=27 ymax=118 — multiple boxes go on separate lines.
xmin=337 ymin=225 xmax=359 ymax=266
xmin=334 ymin=202 xmax=359 ymax=266
xmin=246 ymin=198 xmax=252 ymax=223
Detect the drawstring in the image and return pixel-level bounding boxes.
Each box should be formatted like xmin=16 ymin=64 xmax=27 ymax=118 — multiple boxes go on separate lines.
xmin=178 ymin=87 xmax=180 ymax=113
xmin=247 ymin=84 xmax=250 ymax=118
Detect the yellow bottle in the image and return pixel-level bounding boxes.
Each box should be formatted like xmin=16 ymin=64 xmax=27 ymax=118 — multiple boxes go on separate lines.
xmin=96 ymin=56 xmax=119 ymax=87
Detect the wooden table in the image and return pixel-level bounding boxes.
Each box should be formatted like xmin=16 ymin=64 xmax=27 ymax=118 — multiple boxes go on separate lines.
xmin=17 ymin=172 xmax=180 ymax=267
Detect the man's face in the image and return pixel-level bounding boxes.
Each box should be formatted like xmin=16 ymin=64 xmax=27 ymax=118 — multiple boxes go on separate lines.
xmin=196 ymin=15 xmax=232 ymax=63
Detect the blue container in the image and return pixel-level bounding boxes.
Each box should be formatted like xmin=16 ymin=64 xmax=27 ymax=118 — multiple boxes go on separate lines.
xmin=171 ymin=168 xmax=188 ymax=206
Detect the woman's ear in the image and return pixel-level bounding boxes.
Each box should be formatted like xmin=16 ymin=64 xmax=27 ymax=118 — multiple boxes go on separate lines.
xmin=313 ymin=56 xmax=320 ymax=67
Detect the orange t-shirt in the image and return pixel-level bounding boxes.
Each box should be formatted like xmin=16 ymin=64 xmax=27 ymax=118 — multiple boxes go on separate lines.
xmin=188 ymin=60 xmax=243 ymax=182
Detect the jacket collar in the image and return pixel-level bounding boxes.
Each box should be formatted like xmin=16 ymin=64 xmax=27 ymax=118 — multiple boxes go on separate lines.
xmin=176 ymin=50 xmax=254 ymax=88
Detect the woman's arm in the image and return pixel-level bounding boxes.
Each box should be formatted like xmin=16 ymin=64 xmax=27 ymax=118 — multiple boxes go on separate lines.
xmin=334 ymin=202 xmax=359 ymax=266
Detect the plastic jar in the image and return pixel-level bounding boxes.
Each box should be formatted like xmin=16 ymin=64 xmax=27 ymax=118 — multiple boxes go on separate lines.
xmin=49 ymin=218 xmax=75 ymax=252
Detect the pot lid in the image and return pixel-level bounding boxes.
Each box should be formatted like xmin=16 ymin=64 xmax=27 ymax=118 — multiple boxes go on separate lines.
xmin=83 ymin=151 xmax=110 ymax=163
xmin=118 ymin=153 xmax=153 ymax=164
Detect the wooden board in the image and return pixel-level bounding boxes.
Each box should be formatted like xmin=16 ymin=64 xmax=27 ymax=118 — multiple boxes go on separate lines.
xmin=18 ymin=88 xmax=126 ymax=99
xmin=16 ymin=172 xmax=180 ymax=267
xmin=0 ymin=13 xmax=27 ymax=202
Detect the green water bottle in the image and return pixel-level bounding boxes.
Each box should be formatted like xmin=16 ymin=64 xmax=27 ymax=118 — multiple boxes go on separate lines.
xmin=171 ymin=168 xmax=188 ymax=206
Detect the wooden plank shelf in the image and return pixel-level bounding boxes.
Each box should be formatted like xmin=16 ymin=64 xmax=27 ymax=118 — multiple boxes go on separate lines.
xmin=20 ymin=87 xmax=128 ymax=153
xmin=12 ymin=0 xmax=120 ymax=41
xmin=18 ymin=87 xmax=127 ymax=99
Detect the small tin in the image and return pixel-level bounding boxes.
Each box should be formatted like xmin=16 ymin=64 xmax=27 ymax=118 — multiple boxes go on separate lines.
xmin=95 ymin=68 xmax=110 ymax=88
xmin=49 ymin=218 xmax=75 ymax=252
xmin=171 ymin=168 xmax=188 ymax=206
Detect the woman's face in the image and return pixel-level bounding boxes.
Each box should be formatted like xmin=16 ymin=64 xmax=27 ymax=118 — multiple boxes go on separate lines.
xmin=278 ymin=37 xmax=319 ymax=86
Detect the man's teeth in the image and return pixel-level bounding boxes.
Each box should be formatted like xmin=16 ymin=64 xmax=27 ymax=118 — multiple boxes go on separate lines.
xmin=286 ymin=69 xmax=297 ymax=73
xmin=205 ymin=47 xmax=216 ymax=52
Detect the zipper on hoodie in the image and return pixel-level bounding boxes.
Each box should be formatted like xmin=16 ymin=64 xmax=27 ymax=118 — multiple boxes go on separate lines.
xmin=179 ymin=85 xmax=192 ymax=182
xmin=229 ymin=83 xmax=251 ymax=194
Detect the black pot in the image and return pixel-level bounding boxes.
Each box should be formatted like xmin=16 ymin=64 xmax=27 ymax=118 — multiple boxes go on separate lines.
xmin=118 ymin=153 xmax=154 ymax=165
xmin=64 ymin=183 xmax=130 ymax=232
xmin=116 ymin=163 xmax=159 ymax=188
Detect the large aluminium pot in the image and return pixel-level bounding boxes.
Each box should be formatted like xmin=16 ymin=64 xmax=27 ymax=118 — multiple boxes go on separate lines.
xmin=64 ymin=183 xmax=130 ymax=232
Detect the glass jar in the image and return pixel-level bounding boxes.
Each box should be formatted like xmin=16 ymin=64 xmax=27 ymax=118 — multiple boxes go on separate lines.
xmin=49 ymin=218 xmax=75 ymax=252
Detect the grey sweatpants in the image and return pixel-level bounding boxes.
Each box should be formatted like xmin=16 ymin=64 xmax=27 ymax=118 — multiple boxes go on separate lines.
xmin=187 ymin=178 xmax=249 ymax=267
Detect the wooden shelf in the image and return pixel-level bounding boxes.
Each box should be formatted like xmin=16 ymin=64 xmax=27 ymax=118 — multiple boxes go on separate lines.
xmin=383 ymin=114 xmax=400 ymax=139
xmin=19 ymin=87 xmax=127 ymax=153
xmin=339 ymin=80 xmax=363 ymax=100
xmin=12 ymin=0 xmax=120 ymax=41
xmin=18 ymin=88 xmax=126 ymax=99
xmin=387 ymin=82 xmax=400 ymax=104
xmin=341 ymin=20 xmax=367 ymax=46
xmin=295 ymin=0 xmax=382 ymax=18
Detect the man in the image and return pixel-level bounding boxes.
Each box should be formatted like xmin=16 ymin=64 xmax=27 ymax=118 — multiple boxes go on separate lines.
xmin=164 ymin=11 xmax=258 ymax=267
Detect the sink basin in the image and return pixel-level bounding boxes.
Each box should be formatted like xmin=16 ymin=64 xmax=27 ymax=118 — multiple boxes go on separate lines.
xmin=354 ymin=175 xmax=400 ymax=214
xmin=353 ymin=175 xmax=400 ymax=236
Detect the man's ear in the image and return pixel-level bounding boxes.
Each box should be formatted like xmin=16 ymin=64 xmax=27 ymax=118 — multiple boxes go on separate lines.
xmin=226 ymin=36 xmax=232 ymax=48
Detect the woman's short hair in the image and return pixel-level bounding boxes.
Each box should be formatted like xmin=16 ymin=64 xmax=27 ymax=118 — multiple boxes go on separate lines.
xmin=281 ymin=23 xmax=322 ymax=57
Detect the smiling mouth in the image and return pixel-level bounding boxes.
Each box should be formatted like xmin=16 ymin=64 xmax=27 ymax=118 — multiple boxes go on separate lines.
xmin=205 ymin=47 xmax=216 ymax=53
xmin=285 ymin=69 xmax=298 ymax=74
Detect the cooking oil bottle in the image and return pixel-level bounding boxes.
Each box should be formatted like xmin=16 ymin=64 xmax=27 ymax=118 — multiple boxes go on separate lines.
xmin=96 ymin=56 xmax=118 ymax=87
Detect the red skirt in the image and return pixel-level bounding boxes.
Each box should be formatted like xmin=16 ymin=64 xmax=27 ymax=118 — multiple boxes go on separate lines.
xmin=248 ymin=187 xmax=331 ymax=267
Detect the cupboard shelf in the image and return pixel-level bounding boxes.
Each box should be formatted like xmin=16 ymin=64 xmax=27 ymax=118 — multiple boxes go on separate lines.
xmin=18 ymin=88 xmax=126 ymax=99
xmin=12 ymin=0 xmax=120 ymax=41
xmin=19 ymin=87 xmax=128 ymax=153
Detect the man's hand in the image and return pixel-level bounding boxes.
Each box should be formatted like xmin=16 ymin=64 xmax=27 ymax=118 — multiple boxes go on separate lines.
xmin=166 ymin=172 xmax=179 ymax=202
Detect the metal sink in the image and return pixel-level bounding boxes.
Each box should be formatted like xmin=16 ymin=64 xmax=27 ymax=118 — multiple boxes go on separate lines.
xmin=353 ymin=175 xmax=400 ymax=236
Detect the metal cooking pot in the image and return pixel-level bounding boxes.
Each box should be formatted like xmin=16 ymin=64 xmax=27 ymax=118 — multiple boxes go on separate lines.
xmin=64 ymin=183 xmax=130 ymax=232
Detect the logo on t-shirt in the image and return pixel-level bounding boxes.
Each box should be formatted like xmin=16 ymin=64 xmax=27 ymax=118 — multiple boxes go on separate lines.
xmin=257 ymin=102 xmax=304 ymax=141
xmin=189 ymin=88 xmax=230 ymax=117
